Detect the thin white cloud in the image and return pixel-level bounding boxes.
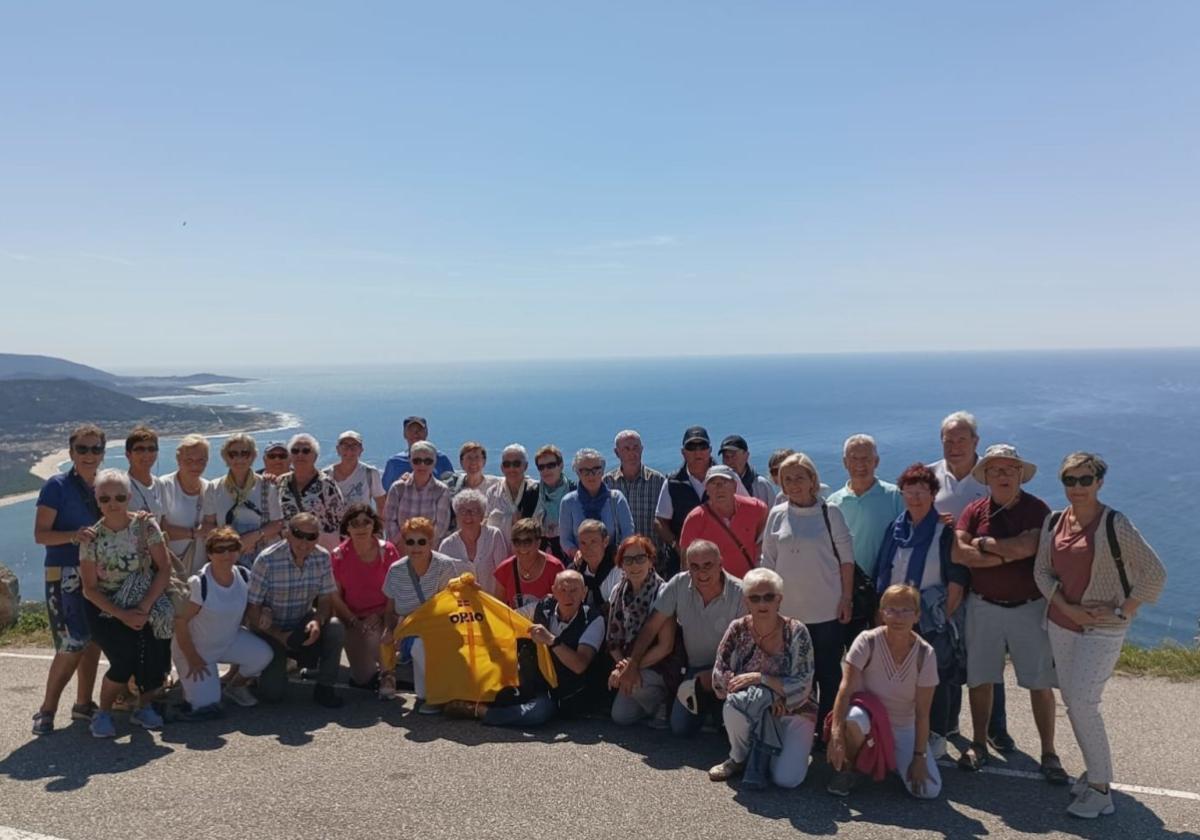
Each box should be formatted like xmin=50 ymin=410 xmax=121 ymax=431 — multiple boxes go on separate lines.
xmin=570 ymin=234 xmax=679 ymax=254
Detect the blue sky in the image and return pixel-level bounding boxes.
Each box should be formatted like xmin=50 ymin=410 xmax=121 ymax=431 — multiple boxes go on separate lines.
xmin=2 ymin=2 xmax=1198 ymax=369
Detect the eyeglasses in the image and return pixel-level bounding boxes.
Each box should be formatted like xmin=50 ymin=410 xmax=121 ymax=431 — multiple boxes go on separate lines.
xmin=411 ymin=457 xmax=434 ymax=466
xmin=881 ymin=606 xmax=916 ymax=617
xmin=536 ymin=461 xmax=561 ymax=472
xmin=130 ymin=445 xmax=158 ymax=454
xmin=290 ymin=447 xmax=313 ymax=455
xmin=73 ymin=444 xmax=105 ymax=455
xmin=622 ymin=552 xmax=650 ymax=565
xmin=985 ymin=466 xmax=1019 ymax=478
xmin=684 ymin=442 xmax=710 ymax=452
xmin=348 ymin=517 xmax=374 ymax=528
xmin=748 ymin=593 xmax=778 ymax=604
xmin=97 ymin=494 xmax=128 ymax=504
xmin=577 ymin=466 xmax=603 ymax=477
xmin=1061 ymin=474 xmax=1096 ymax=487
xmin=339 ymin=441 xmax=362 ymax=448
xmin=501 ymin=460 xmax=525 ymax=469
xmin=209 ymin=544 xmax=241 ymax=555
xmin=226 ymin=449 xmax=254 ymax=459
xmin=265 ymin=452 xmax=289 ymax=460
xmin=901 ymin=487 xmax=932 ymax=498
xmin=404 ymin=537 xmax=429 ymax=547
xmin=289 ymin=527 xmax=319 ymax=541
xmin=512 ymin=536 xmax=538 ymax=546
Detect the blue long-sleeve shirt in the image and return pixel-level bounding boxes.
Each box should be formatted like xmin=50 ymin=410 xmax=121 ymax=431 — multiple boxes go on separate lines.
xmin=557 ymin=487 xmax=635 ymax=556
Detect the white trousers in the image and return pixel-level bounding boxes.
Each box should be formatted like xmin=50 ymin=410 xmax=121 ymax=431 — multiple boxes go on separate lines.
xmin=412 ymin=639 xmax=427 ymax=701
xmin=171 ymin=629 xmax=273 ymax=708
xmin=722 ymin=703 xmax=816 ymax=789
xmin=1048 ymin=622 xmax=1125 ymax=785
xmin=847 ymin=705 xmax=943 ymax=799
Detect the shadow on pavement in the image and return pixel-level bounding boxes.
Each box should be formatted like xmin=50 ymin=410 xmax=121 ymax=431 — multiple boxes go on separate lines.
xmin=0 ymin=720 xmax=174 ymax=792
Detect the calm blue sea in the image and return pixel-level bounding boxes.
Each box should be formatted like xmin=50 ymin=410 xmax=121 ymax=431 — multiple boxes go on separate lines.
xmin=2 ymin=350 xmax=1197 ymax=645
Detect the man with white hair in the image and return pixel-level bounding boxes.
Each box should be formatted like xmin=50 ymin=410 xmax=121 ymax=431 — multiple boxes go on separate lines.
xmin=382 ymin=441 xmax=452 ymax=544
xmin=619 ymin=540 xmax=746 ymax=736
xmin=605 ymin=429 xmax=667 ymax=553
xmin=928 ymin=411 xmax=988 ymax=523
xmin=485 ymin=444 xmax=539 ymax=540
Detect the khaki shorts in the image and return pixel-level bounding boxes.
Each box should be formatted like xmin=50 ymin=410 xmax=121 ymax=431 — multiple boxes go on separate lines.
xmin=965 ymin=593 xmax=1057 ymax=690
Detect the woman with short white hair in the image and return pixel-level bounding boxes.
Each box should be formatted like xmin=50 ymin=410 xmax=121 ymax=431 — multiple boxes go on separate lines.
xmin=279 ymin=433 xmax=346 ymax=552
xmin=558 ymin=448 xmax=635 ymax=557
xmin=709 ymin=566 xmax=817 ymax=789
xmin=485 ymin=444 xmax=539 ymax=542
xmin=161 ymin=434 xmax=212 ymax=576
xmin=439 ymin=489 xmax=509 ymax=596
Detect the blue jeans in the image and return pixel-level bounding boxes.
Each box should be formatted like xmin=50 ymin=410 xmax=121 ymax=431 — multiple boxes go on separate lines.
xmin=483 ymin=692 xmax=556 ymax=728
xmin=669 ymin=666 xmax=720 ymax=736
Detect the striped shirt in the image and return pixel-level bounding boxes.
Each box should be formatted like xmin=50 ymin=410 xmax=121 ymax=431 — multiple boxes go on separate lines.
xmin=383 ymin=476 xmax=452 ymax=544
xmin=247 ymin=541 xmax=338 ymax=631
xmin=381 ymin=552 xmax=471 ymax=621
xmin=605 ymin=464 xmax=667 ymax=550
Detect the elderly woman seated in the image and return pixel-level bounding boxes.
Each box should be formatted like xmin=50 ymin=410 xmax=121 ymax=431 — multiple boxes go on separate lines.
xmin=825 ymin=584 xmax=942 ymax=799
xmin=607 ymin=537 xmax=673 ymax=726
xmin=439 ymin=488 xmax=509 ymax=597
xmin=172 ymin=527 xmax=275 ymax=718
xmin=708 ymin=568 xmax=817 ymax=789
xmin=79 ymin=469 xmax=175 ymax=738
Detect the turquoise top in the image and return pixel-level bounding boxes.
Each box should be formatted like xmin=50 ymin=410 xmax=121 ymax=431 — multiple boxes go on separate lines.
xmin=826 ymin=480 xmax=904 ymax=575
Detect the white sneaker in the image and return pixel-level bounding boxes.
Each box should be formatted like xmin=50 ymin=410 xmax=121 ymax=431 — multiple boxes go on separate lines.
xmin=1067 ymin=786 xmax=1115 ymax=819
xmin=1070 ymin=771 xmax=1089 ymax=799
xmin=929 ymin=734 xmax=948 ymax=760
xmin=223 ymin=684 xmax=258 ymax=708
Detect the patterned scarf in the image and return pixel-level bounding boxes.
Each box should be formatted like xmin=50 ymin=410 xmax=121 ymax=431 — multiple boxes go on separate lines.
xmin=578 ymin=483 xmax=609 ymax=522
xmin=606 ymin=570 xmax=665 ymax=655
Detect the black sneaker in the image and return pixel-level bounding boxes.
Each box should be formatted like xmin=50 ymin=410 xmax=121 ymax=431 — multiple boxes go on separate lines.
xmin=313 ymin=685 xmax=344 ymax=709
xmin=988 ymin=730 xmax=1016 ymax=754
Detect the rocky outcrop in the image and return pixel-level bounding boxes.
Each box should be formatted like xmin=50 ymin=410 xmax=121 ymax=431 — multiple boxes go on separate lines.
xmin=0 ymin=563 xmax=19 ymax=629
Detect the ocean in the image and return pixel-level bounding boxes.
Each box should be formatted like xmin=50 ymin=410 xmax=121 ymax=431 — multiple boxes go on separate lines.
xmin=2 ymin=350 xmax=1197 ymax=646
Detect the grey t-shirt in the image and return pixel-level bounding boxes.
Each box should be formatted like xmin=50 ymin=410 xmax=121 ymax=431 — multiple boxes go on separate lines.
xmin=652 ymin=571 xmax=746 ymax=668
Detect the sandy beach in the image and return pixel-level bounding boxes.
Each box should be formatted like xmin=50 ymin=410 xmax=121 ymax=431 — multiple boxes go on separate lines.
xmin=0 ymin=449 xmax=69 ymax=509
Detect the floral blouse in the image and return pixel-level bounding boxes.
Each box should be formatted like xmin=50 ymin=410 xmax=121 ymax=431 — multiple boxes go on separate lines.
xmin=712 ymin=615 xmax=816 ymax=715
xmin=80 ymin=515 xmax=165 ymax=595
xmin=279 ymin=472 xmax=346 ymax=535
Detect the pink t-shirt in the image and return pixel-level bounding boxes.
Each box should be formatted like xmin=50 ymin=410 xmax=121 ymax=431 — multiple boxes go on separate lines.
xmin=1048 ymin=509 xmax=1102 ymax=632
xmin=494 ymin=553 xmax=565 ymax=611
xmin=845 ymin=627 xmax=938 ymax=729
xmin=680 ymin=497 xmax=768 ymax=578
xmin=331 ymin=538 xmax=399 ymax=617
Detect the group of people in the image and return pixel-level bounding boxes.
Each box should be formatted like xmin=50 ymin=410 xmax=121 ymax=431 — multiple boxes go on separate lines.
xmin=30 ymin=411 xmax=1166 ymax=819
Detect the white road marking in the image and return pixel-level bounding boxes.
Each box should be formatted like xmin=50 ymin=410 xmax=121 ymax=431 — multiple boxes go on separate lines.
xmin=0 ymin=827 xmax=73 ymax=840
xmin=4 ymin=651 xmax=1198 ymax=803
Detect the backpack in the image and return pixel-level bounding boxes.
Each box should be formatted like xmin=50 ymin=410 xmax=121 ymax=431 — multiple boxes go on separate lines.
xmin=1046 ymin=508 xmax=1130 ymax=598
xmin=199 ymin=564 xmax=251 ymax=603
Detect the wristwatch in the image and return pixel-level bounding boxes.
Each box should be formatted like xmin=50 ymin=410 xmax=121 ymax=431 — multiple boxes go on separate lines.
xmin=1113 ymin=607 xmax=1127 ymax=621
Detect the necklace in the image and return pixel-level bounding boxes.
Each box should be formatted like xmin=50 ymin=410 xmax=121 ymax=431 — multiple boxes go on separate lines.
xmin=518 ymin=554 xmax=544 ymax=580
xmin=752 ymin=616 xmax=782 ymax=645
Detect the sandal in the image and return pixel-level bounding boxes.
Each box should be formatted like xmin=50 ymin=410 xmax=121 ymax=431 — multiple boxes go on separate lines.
xmin=1040 ymin=753 xmax=1070 ymax=786
xmin=31 ymin=710 xmax=54 ymax=736
xmin=957 ymin=742 xmax=989 ymax=772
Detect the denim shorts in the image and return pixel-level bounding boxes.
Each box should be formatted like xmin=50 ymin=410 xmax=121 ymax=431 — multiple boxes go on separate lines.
xmin=45 ymin=565 xmax=92 ymax=653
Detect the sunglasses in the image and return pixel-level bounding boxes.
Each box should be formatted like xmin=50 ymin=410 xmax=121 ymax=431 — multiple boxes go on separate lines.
xmin=209 ymin=544 xmax=241 ymax=555
xmin=622 ymin=553 xmax=650 ymax=565
xmin=404 ymin=537 xmax=429 ymax=547
xmin=881 ymin=606 xmax=916 ymax=617
xmin=501 ymin=460 xmax=525 ymax=469
xmin=411 ymin=457 xmax=435 ymax=466
xmin=748 ymin=593 xmax=778 ymax=604
xmin=265 ymin=451 xmax=289 ymax=460
xmin=289 ymin=527 xmax=319 ymax=541
xmin=512 ymin=537 xmax=538 ymax=546
xmin=290 ymin=447 xmax=313 ymax=455
xmin=348 ymin=517 xmax=374 ymax=528
xmin=577 ymin=466 xmax=604 ymax=477
xmin=226 ymin=449 xmax=254 ymax=459
xmin=536 ymin=461 xmax=561 ymax=471
xmin=684 ymin=442 xmax=710 ymax=452
xmin=130 ymin=445 xmax=158 ymax=454
xmin=1061 ymin=475 xmax=1097 ymax=487
xmin=97 ymin=494 xmax=128 ymax=504
xmin=73 ymin=444 xmax=105 ymax=455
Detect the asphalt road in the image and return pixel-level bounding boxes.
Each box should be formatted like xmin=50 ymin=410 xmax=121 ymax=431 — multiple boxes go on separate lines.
xmin=0 ymin=649 xmax=1197 ymax=840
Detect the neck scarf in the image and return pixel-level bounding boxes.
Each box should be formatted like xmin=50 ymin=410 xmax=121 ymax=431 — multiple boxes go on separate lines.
xmin=578 ymin=482 xmax=608 ymax=522
xmin=606 ymin=569 xmax=665 ymax=655
xmin=887 ymin=508 xmax=940 ymax=588
xmin=537 ymin=477 xmax=574 ymax=527
xmin=573 ymin=545 xmax=616 ymax=610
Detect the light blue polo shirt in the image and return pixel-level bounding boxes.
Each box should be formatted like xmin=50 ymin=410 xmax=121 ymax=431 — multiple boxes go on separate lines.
xmin=826 ymin=480 xmax=904 ymax=575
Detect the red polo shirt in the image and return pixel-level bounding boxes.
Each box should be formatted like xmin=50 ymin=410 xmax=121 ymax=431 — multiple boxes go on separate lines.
xmin=680 ymin=496 xmax=768 ymax=578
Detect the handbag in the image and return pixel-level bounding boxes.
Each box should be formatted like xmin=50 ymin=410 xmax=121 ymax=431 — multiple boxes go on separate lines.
xmin=821 ymin=503 xmax=877 ymax=624
xmin=108 ymin=516 xmax=176 ymax=640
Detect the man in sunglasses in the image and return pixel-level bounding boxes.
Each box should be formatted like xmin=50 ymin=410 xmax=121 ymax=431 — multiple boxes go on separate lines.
xmin=245 ymin=513 xmax=346 ymax=708
xmin=618 ymin=540 xmax=746 ymax=737
xmin=381 ymin=416 xmax=455 ymax=491
xmin=952 ymin=444 xmax=1063 ymax=784
xmin=258 ymin=441 xmax=291 ymax=479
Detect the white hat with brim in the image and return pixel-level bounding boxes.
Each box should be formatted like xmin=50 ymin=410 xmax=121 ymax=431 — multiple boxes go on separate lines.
xmin=972 ymin=444 xmax=1037 ymax=484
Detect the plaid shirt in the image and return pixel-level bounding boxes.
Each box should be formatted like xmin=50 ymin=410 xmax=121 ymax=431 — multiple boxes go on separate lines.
xmin=247 ymin=540 xmax=337 ymax=631
xmin=605 ymin=464 xmax=667 ymax=550
xmin=383 ymin=476 xmax=452 ymax=544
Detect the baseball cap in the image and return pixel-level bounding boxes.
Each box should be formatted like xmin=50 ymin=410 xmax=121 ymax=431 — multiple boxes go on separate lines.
xmin=719 ymin=434 xmax=748 ymax=454
xmin=704 ymin=465 xmax=740 ymax=485
xmin=403 ymin=416 xmax=428 ymax=430
xmin=264 ymin=441 xmax=288 ymax=454
xmin=681 ymin=426 xmax=710 ymax=447
xmin=337 ymin=430 xmax=363 ymax=444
